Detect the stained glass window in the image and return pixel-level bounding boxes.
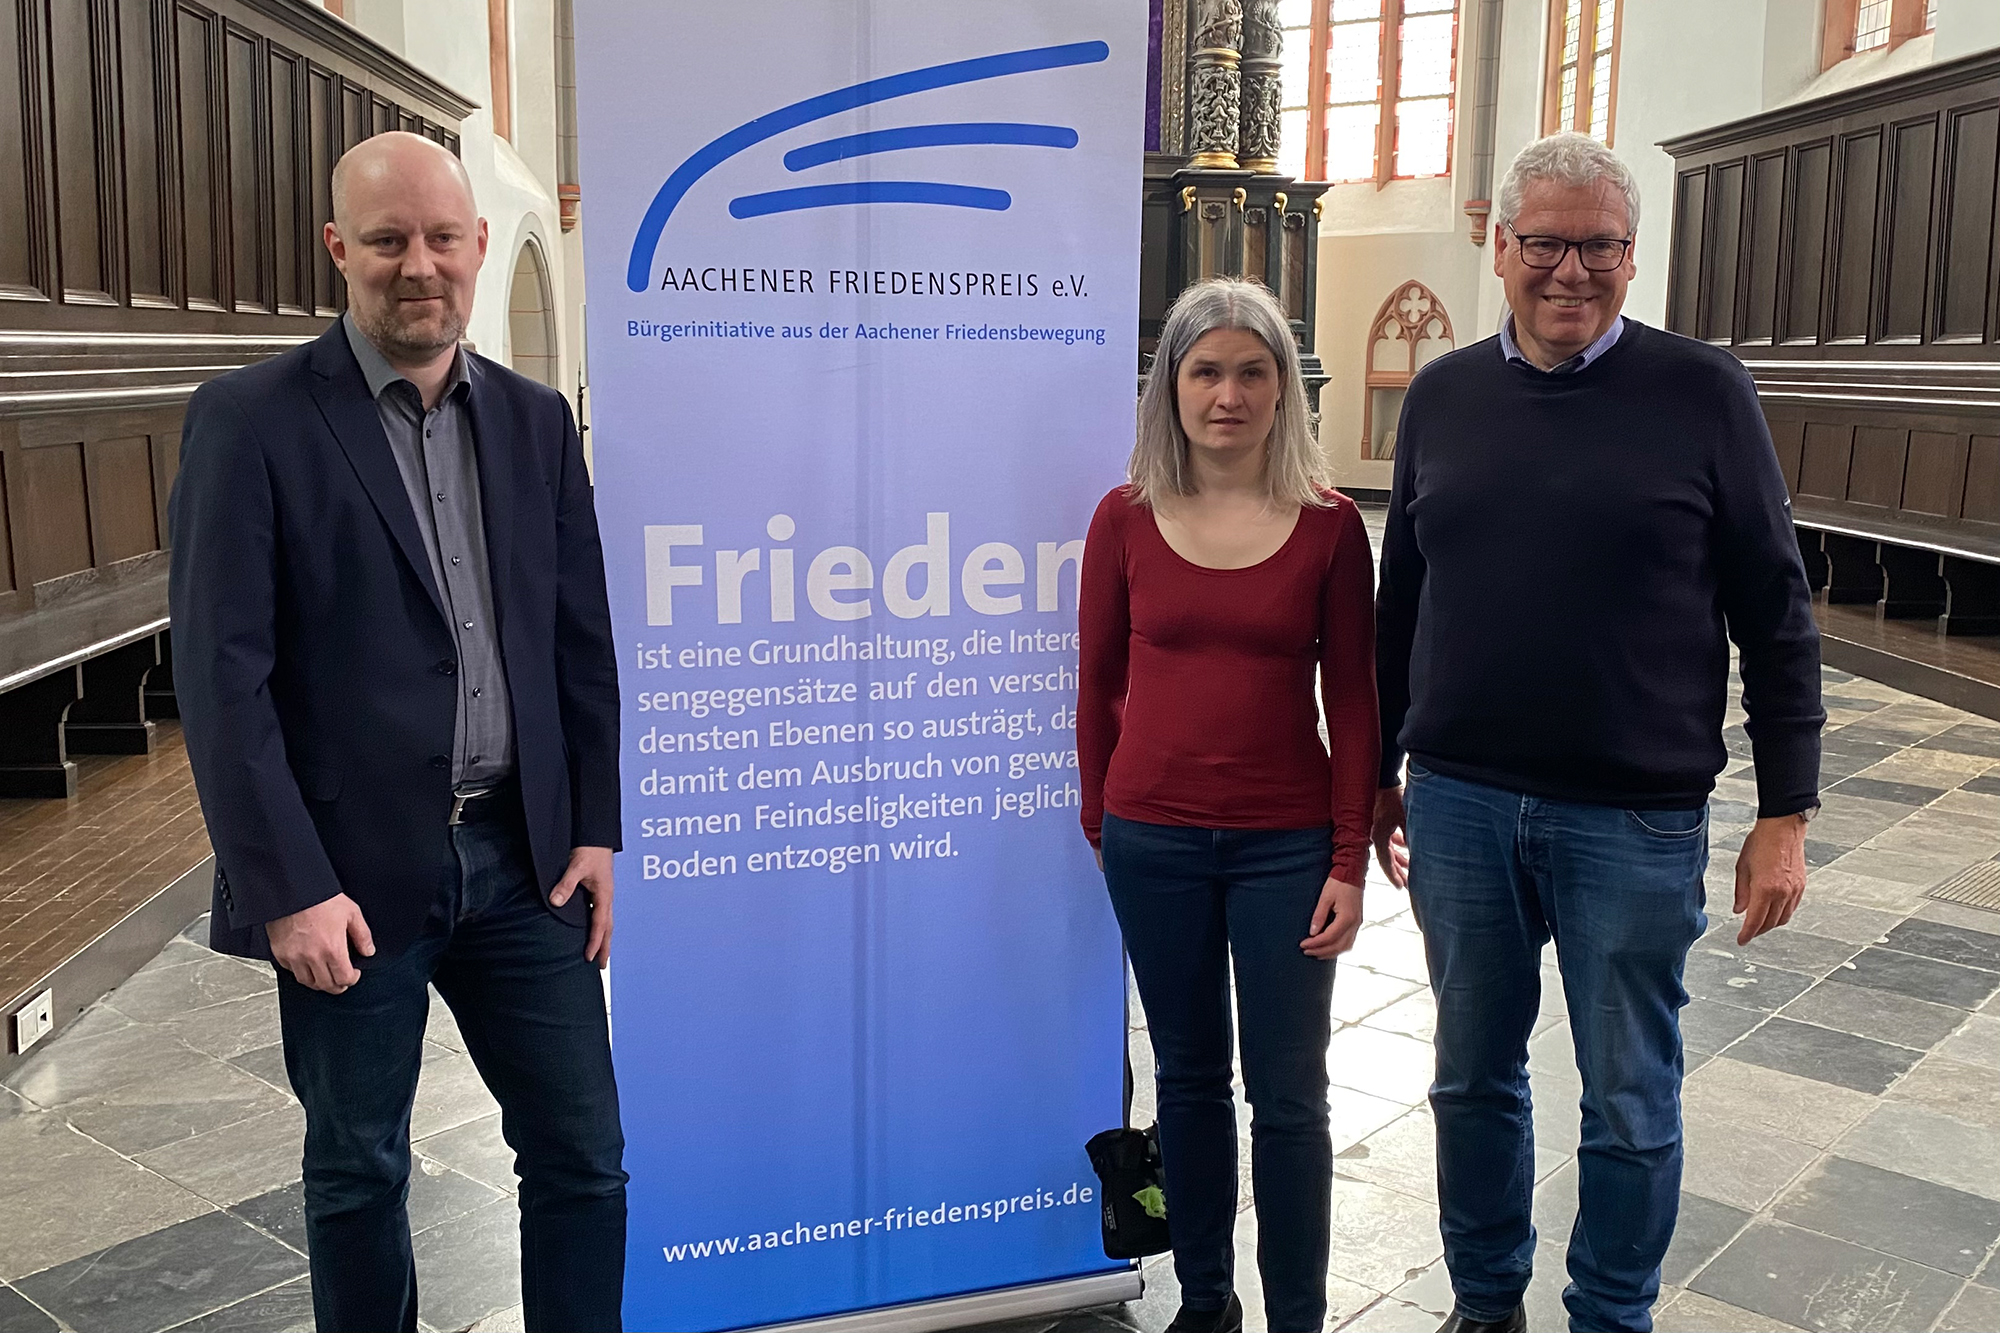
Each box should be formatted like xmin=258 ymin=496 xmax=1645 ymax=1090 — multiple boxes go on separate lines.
xmin=1278 ymin=0 xmax=1316 ymax=179
xmin=1395 ymin=0 xmax=1456 ymax=177
xmin=1299 ymin=0 xmax=1458 ymax=184
xmin=1323 ymin=0 xmax=1385 ymax=182
xmin=1853 ymin=0 xmax=1892 ymax=51
xmin=1544 ymin=0 xmax=1619 ymax=145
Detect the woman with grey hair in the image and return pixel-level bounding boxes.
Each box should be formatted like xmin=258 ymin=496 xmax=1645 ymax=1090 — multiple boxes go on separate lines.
xmin=1078 ymin=276 xmax=1380 ymax=1333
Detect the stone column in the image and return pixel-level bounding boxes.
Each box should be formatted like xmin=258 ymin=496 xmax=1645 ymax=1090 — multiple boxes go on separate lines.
xmin=1238 ymin=0 xmax=1282 ymax=173
xmin=1187 ymin=0 xmax=1243 ymax=170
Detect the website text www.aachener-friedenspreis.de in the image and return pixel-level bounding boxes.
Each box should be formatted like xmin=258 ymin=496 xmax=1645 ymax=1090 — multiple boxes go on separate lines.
xmin=661 ymin=1182 xmax=1096 ymax=1262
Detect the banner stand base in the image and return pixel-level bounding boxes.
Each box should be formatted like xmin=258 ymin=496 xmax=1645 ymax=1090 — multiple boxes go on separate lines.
xmin=747 ymin=1268 xmax=1144 ymax=1333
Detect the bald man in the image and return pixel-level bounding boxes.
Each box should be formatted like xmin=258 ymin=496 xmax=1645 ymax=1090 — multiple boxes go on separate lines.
xmin=169 ymin=132 xmax=627 ymax=1331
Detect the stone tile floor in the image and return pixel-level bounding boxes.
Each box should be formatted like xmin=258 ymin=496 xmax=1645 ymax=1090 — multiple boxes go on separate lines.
xmin=6 ymin=662 xmax=2000 ymax=1331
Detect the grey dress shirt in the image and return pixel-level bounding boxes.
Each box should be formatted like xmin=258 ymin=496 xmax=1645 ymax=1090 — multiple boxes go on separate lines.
xmin=343 ymin=314 xmax=515 ymax=788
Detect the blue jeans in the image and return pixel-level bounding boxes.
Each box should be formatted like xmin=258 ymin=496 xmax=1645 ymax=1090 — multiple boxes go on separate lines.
xmin=276 ymin=802 xmax=628 ymax=1333
xmin=1405 ymin=766 xmax=1707 ymax=1333
xmin=1101 ymin=814 xmax=1338 ymax=1333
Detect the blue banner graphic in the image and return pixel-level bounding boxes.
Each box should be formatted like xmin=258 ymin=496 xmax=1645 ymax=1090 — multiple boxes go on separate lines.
xmin=572 ymin=4 xmax=1145 ymax=1327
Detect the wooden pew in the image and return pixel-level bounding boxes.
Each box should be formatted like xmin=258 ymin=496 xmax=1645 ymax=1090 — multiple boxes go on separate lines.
xmin=1663 ymin=50 xmax=2000 ymax=716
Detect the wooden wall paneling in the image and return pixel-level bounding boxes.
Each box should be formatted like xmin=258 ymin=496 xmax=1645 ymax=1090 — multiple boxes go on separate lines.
xmin=82 ymin=434 xmax=159 ymax=564
xmin=1878 ymin=114 xmax=1939 ymax=344
xmin=1703 ymin=160 xmax=1746 ymax=343
xmin=0 ymin=0 xmax=56 ymax=304
xmin=1768 ymin=416 xmax=1806 ymax=491
xmin=0 ymin=436 xmax=16 ymax=596
xmin=0 ymin=0 xmax=465 ymax=339
xmin=1936 ymin=101 xmax=1998 ymax=344
xmin=1967 ymin=434 xmax=2000 ymax=526
xmin=268 ymin=44 xmax=304 ymax=314
xmin=339 ymin=77 xmax=364 ymax=151
xmin=1829 ymin=131 xmax=1882 ymax=343
xmin=49 ymin=0 xmax=119 ymax=306
xmin=148 ymin=421 xmax=179 ymax=550
xmin=15 ymin=441 xmax=93 ymax=584
xmin=306 ymin=64 xmax=336 ymax=314
xmin=1783 ymin=142 xmax=1832 ymax=344
xmin=1848 ymin=424 xmax=1910 ymax=507
xmin=1799 ymin=421 xmax=1856 ymax=498
xmin=1742 ymin=152 xmax=1786 ymax=345
xmin=118 ymin=0 xmax=173 ymax=308
xmin=1902 ymin=429 xmax=1969 ymax=516
xmin=223 ymin=24 xmax=266 ymax=313
xmin=1669 ymin=168 xmax=1708 ymax=336
xmin=175 ymin=3 xmax=222 ymax=310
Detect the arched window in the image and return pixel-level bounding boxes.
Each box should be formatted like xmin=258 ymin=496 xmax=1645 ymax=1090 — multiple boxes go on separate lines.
xmin=1821 ymin=0 xmax=1932 ymax=71
xmin=1542 ymin=0 xmax=1621 ymax=143
xmin=508 ymin=238 xmax=557 ymax=389
xmin=1281 ymin=0 xmax=1461 ymax=186
xmin=1364 ymin=281 xmax=1454 ymax=459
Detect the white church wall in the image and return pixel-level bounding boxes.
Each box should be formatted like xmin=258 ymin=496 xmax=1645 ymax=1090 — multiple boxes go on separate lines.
xmin=1936 ymin=0 xmax=2000 ymax=63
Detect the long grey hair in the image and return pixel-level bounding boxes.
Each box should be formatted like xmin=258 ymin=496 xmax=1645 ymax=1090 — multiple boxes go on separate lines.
xmin=1129 ymin=276 xmax=1328 ymax=508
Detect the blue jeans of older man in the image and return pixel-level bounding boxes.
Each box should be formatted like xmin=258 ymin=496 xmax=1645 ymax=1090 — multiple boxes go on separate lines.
xmin=275 ymin=797 xmax=627 ymax=1333
xmin=1404 ymin=765 xmax=1708 ymax=1333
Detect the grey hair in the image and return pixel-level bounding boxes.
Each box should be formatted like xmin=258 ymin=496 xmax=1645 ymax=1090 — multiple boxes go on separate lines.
xmin=1130 ymin=277 xmax=1327 ymax=509
xmin=1495 ymin=132 xmax=1641 ymax=234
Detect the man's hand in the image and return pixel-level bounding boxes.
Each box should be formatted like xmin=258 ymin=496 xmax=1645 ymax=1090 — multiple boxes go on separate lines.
xmin=1373 ymin=786 xmax=1410 ymax=889
xmin=551 ymin=846 xmax=615 ymax=967
xmin=1302 ymin=876 xmax=1365 ymax=959
xmin=1734 ymin=814 xmax=1807 ymax=945
xmin=268 ymin=894 xmax=375 ymax=994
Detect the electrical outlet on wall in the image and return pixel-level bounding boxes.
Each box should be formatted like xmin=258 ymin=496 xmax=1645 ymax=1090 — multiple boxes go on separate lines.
xmin=10 ymin=990 xmax=53 ymax=1055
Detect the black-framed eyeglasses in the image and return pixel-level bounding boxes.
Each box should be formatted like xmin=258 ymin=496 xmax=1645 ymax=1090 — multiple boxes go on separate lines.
xmin=1507 ymin=229 xmax=1634 ymax=272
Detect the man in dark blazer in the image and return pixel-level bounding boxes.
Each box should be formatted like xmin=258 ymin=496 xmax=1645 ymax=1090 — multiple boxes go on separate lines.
xmin=169 ymin=131 xmax=626 ymax=1332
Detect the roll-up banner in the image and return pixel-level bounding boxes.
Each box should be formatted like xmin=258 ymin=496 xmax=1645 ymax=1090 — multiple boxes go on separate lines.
xmin=572 ymin=3 xmax=1146 ymax=1328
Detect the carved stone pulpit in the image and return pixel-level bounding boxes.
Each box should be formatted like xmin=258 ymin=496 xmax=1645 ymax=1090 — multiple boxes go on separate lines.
xmin=1143 ymin=0 xmax=1328 ymax=415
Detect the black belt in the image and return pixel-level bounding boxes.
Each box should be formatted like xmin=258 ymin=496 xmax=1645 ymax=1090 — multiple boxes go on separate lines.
xmin=448 ymin=775 xmax=518 ymax=827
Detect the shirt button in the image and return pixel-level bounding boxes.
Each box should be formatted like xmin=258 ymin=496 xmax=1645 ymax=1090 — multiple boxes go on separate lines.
xmin=437 ymin=659 xmax=456 ymax=676
xmin=463 ymin=620 xmax=474 ymax=630
xmin=471 ymin=687 xmax=482 ymax=698
xmin=450 ymin=556 xmax=461 ymax=566
xmin=470 ymin=754 xmax=482 ymax=764
xmin=430 ymin=755 xmax=449 ymax=770
xmin=435 ymin=492 xmax=445 ymax=503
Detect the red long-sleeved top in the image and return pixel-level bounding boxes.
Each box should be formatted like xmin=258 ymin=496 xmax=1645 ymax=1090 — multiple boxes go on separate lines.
xmin=1077 ymin=486 xmax=1380 ymax=888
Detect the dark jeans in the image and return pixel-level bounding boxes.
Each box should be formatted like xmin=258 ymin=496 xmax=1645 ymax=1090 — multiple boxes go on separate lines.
xmin=276 ymin=803 xmax=628 ymax=1333
xmin=1404 ymin=765 xmax=1708 ymax=1333
xmin=1101 ymin=813 xmax=1338 ymax=1333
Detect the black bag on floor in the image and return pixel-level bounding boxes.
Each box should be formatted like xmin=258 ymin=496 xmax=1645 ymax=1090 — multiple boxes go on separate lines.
xmin=1085 ymin=1124 xmax=1171 ymax=1259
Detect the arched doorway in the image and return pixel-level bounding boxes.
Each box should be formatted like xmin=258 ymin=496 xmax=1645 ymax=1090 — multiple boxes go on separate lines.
xmin=507 ymin=236 xmax=557 ymax=388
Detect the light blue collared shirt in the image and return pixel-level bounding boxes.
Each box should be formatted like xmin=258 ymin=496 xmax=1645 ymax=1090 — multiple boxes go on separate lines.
xmin=1500 ymin=314 xmax=1626 ymax=375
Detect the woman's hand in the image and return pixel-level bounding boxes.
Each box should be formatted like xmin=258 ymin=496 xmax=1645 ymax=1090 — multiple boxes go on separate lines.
xmin=1301 ymin=875 xmax=1364 ymax=959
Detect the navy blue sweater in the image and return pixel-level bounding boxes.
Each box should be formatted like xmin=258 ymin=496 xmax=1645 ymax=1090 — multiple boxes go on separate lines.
xmin=1376 ymin=320 xmax=1823 ymax=818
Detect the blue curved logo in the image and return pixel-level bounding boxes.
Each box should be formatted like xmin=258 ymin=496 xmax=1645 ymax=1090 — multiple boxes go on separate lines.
xmin=624 ymin=40 xmax=1109 ymax=292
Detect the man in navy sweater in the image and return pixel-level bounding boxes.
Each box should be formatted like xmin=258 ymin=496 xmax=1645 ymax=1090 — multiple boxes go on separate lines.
xmin=1372 ymin=134 xmax=1823 ymax=1333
